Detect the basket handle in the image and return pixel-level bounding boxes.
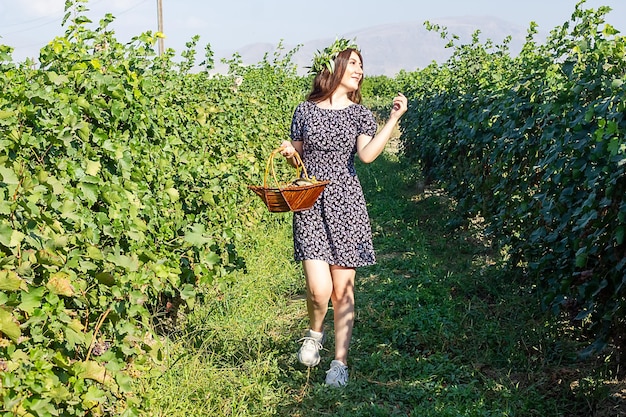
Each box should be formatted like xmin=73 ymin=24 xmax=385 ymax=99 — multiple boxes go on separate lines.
xmin=264 ymin=145 xmax=311 ymax=188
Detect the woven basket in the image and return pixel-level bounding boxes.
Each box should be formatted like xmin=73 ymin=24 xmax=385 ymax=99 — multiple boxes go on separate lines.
xmin=248 ymin=146 xmax=329 ymax=213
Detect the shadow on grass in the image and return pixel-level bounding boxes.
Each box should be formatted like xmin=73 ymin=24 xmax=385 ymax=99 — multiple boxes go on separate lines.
xmin=274 ymin=153 xmax=616 ymax=417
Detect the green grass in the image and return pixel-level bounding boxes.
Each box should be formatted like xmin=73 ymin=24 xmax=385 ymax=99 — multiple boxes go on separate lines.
xmin=142 ymin=151 xmax=622 ymax=416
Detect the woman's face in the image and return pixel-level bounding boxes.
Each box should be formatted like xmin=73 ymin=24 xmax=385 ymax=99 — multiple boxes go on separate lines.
xmin=339 ymin=51 xmax=363 ymax=93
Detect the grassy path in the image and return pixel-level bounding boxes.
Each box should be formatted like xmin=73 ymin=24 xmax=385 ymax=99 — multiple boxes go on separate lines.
xmin=144 ymin=151 xmax=621 ymax=416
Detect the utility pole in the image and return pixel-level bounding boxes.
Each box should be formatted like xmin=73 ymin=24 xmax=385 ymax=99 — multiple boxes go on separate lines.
xmin=156 ymin=0 xmax=164 ymax=55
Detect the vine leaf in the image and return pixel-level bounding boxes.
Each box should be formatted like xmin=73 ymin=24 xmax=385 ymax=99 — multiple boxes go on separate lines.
xmin=0 ymin=308 xmax=21 ymax=342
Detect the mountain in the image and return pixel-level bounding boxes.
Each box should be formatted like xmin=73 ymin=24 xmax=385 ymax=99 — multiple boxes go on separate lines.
xmin=213 ymin=16 xmax=532 ymax=76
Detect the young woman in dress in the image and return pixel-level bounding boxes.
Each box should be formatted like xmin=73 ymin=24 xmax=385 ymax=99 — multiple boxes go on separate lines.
xmin=280 ymin=39 xmax=408 ymax=386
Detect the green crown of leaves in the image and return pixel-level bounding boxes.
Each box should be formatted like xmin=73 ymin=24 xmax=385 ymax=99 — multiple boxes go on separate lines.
xmin=308 ymin=38 xmax=358 ymax=75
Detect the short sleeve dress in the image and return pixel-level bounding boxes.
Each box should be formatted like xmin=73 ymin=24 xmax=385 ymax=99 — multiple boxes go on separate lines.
xmin=290 ymin=100 xmax=378 ymax=268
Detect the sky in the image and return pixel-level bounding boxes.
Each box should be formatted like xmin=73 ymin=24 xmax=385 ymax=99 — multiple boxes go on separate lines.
xmin=1 ymin=0 xmax=625 ymax=64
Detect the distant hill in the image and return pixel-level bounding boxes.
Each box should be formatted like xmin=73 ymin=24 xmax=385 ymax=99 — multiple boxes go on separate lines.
xmin=212 ymin=16 xmax=532 ymax=76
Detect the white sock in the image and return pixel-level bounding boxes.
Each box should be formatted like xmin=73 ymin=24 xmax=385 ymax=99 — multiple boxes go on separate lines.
xmin=308 ymin=329 xmax=323 ymax=340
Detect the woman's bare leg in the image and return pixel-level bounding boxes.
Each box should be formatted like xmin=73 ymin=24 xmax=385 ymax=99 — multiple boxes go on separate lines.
xmin=302 ymin=259 xmax=333 ymax=333
xmin=329 ymin=265 xmax=356 ymax=365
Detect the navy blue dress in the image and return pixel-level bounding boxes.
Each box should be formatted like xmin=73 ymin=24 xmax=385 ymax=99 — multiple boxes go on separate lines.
xmin=290 ymin=100 xmax=378 ymax=268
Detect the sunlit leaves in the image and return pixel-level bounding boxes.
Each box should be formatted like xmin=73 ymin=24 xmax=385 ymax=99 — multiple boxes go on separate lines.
xmin=0 ymin=0 xmax=305 ymax=413
xmin=0 ymin=309 xmax=21 ymax=342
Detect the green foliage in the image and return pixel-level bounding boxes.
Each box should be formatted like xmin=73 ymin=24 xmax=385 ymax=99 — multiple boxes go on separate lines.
xmin=361 ymin=75 xmax=401 ymax=122
xmin=399 ymin=1 xmax=626 ymax=356
xmin=0 ymin=0 xmax=303 ymax=414
xmin=362 ymin=75 xmax=399 ymax=98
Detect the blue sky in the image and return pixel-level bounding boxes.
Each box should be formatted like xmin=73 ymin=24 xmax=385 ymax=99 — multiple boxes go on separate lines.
xmin=1 ymin=0 xmax=625 ymax=63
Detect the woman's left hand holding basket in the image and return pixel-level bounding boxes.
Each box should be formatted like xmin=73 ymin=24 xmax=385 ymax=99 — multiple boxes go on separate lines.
xmin=279 ymin=140 xmax=296 ymax=158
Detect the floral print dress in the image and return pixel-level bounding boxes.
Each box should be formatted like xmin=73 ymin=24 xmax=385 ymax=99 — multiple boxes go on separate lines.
xmin=290 ymin=100 xmax=378 ymax=268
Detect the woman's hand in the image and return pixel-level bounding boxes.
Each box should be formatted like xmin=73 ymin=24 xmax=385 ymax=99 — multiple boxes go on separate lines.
xmin=390 ymin=93 xmax=408 ymax=120
xmin=279 ymin=140 xmax=296 ymax=158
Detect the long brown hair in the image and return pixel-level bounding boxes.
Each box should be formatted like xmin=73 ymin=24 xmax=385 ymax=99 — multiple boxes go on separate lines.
xmin=307 ymin=48 xmax=363 ymax=105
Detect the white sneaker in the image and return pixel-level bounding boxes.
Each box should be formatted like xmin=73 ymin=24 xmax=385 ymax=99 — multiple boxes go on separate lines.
xmin=297 ymin=330 xmax=325 ymax=367
xmin=325 ymin=360 xmax=348 ymax=387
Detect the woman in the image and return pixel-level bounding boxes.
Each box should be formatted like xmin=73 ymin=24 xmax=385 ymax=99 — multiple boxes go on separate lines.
xmin=280 ymin=38 xmax=407 ymax=387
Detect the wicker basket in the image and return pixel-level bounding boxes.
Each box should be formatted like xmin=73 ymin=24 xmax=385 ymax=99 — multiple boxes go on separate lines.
xmin=248 ymin=146 xmax=329 ymax=213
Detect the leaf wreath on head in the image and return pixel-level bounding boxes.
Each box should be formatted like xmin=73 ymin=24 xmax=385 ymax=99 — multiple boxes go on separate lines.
xmin=308 ymin=38 xmax=358 ymax=75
